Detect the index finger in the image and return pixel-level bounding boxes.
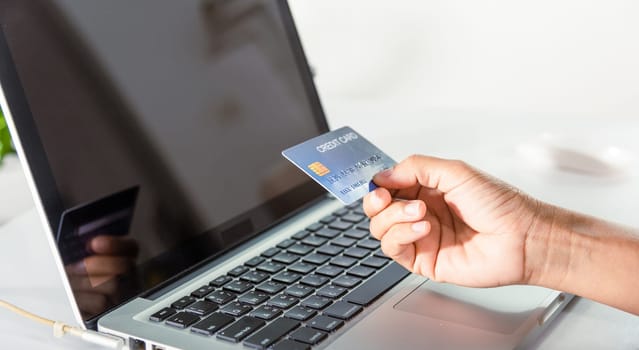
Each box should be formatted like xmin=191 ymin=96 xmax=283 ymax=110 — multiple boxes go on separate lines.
xmin=372 ymin=155 xmax=477 ymax=194
xmin=88 ymin=235 xmax=139 ymax=256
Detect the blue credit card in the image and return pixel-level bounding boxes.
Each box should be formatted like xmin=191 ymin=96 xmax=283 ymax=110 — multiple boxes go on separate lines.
xmin=282 ymin=126 xmax=396 ymax=204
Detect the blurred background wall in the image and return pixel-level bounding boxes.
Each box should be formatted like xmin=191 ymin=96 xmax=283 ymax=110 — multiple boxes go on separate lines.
xmin=290 ymin=0 xmax=639 ymax=123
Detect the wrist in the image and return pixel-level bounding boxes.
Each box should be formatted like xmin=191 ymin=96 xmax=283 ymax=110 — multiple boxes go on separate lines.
xmin=522 ymin=200 xmax=639 ymax=315
xmin=522 ymin=201 xmax=573 ymax=289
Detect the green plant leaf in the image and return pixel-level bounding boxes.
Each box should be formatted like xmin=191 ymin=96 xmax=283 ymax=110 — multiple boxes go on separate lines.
xmin=0 ymin=108 xmax=16 ymax=163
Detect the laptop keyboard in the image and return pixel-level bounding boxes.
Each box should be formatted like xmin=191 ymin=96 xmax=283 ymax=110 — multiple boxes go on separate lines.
xmin=148 ymin=200 xmax=410 ymax=350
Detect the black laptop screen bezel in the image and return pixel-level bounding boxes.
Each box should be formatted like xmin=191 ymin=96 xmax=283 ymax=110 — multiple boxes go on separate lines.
xmin=0 ymin=0 xmax=330 ymax=327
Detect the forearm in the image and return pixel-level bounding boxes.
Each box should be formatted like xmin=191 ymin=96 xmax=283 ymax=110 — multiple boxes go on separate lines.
xmin=525 ymin=203 xmax=639 ymax=315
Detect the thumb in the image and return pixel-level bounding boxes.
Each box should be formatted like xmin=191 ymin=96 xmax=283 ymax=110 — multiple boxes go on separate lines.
xmin=373 ymin=155 xmax=477 ymax=194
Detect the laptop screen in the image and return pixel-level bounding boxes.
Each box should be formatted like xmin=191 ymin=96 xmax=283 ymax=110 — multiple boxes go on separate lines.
xmin=0 ymin=0 xmax=327 ymax=322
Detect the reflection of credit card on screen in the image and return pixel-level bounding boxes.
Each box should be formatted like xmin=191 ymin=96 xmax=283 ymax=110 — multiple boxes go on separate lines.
xmin=56 ymin=186 xmax=139 ymax=265
xmin=283 ymin=126 xmax=396 ymax=204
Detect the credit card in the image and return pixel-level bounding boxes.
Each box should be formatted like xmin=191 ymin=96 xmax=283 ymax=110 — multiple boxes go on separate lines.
xmin=282 ymin=126 xmax=396 ymax=204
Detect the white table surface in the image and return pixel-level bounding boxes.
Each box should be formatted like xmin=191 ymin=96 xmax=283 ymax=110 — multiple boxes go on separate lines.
xmin=0 ymin=155 xmax=33 ymax=225
xmin=1 ymin=114 xmax=639 ymax=349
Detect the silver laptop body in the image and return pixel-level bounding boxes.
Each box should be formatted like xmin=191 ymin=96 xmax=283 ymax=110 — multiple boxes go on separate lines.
xmin=0 ymin=1 xmax=570 ymax=349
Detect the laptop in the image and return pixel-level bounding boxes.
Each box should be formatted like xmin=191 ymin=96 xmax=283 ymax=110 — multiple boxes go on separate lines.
xmin=0 ymin=1 xmax=571 ymax=349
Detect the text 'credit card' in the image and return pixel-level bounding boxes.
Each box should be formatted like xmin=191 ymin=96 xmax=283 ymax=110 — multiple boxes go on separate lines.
xmin=282 ymin=126 xmax=396 ymax=204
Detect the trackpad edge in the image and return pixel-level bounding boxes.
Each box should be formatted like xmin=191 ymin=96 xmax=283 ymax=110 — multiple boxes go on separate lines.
xmin=394 ymin=281 xmax=553 ymax=334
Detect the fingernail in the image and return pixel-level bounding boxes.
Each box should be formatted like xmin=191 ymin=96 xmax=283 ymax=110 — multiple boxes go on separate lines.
xmin=69 ymin=260 xmax=87 ymax=274
xmin=89 ymin=235 xmax=108 ymax=253
xmin=378 ymin=168 xmax=393 ymax=177
xmin=404 ymin=202 xmax=420 ymax=216
xmin=369 ymin=190 xmax=382 ymax=206
xmin=411 ymin=221 xmax=427 ymax=233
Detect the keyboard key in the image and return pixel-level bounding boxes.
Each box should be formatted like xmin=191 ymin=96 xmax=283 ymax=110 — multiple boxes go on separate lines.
xmin=341 ymin=213 xmax=365 ymax=223
xmin=256 ymin=261 xmax=285 ymax=274
xmin=302 ymin=253 xmax=331 ymax=265
xmin=272 ymin=271 xmax=303 ymax=284
xmin=220 ymin=301 xmax=253 ymax=317
xmin=287 ymin=244 xmax=314 ymax=256
xmin=243 ymin=317 xmax=300 ymax=350
xmin=373 ymin=248 xmax=390 ymax=259
xmin=291 ymin=230 xmax=311 ymax=240
xmin=185 ymin=300 xmax=218 ymax=316
xmin=289 ymin=327 xmax=327 ymax=346
xmin=299 ymin=274 xmax=329 ymax=287
xmin=224 ymin=280 xmax=253 ymax=294
xmin=238 ymin=291 xmax=270 ymax=306
xmin=319 ymin=215 xmax=337 ymax=224
xmin=315 ymin=265 xmax=344 ymax=278
xmin=330 ymin=255 xmax=357 ymax=268
xmin=255 ymin=280 xmax=286 ymax=295
xmin=332 ymin=208 xmax=349 ymax=217
xmin=149 ymin=307 xmax=176 ymax=322
xmin=348 ymin=265 xmax=376 ymax=278
xmin=191 ymin=285 xmax=215 ymax=299
xmin=206 ymin=290 xmax=236 ymax=305
xmin=355 ymin=221 xmax=370 ymax=231
xmin=272 ymin=252 xmax=301 ymax=265
xmin=323 ymin=301 xmax=362 ymax=320
xmin=284 ymin=306 xmax=317 ymax=321
xmin=357 ymin=239 xmax=381 ymax=250
xmin=267 ymin=294 xmax=299 ymax=309
xmin=228 ymin=265 xmax=250 ymax=277
xmin=316 ymin=285 xmax=347 ymax=299
xmin=344 ymin=262 xmax=410 ymax=306
xmin=327 ymin=221 xmax=352 ymax=231
xmin=166 ymin=312 xmax=200 ymax=329
xmin=353 ymin=207 xmax=366 ymax=216
xmin=331 ymin=236 xmax=357 ymax=248
xmin=343 ymin=228 xmax=369 ymax=240
xmin=261 ymin=247 xmax=281 ymax=258
xmin=245 ymin=256 xmax=266 ymax=267
xmin=306 ymin=222 xmax=325 ymax=232
xmin=346 ymin=200 xmax=362 ymax=209
xmin=210 ymin=275 xmax=233 ymax=287
xmin=308 ymin=315 xmax=344 ymax=332
xmin=315 ymin=227 xmax=341 ymax=239
xmin=241 ymin=270 xmax=270 ymax=284
xmin=287 ymin=262 xmax=315 ymax=274
xmin=316 ymin=244 xmax=343 ymax=256
xmin=277 ymin=239 xmax=296 ymax=249
xmin=361 ymin=256 xmax=389 ymax=269
xmin=250 ymin=305 xmax=282 ymax=321
xmin=301 ymin=236 xmax=327 ymax=247
xmin=343 ymin=247 xmax=371 ymax=259
xmin=300 ymin=295 xmax=332 ymax=310
xmin=284 ymin=284 xmax=314 ymax=299
xmin=332 ymin=275 xmax=362 ymax=288
xmin=272 ymin=339 xmax=311 ymax=350
xmin=191 ymin=312 xmax=234 ymax=336
xmin=217 ymin=316 xmax=265 ymax=343
xmin=171 ymin=296 xmax=197 ymax=310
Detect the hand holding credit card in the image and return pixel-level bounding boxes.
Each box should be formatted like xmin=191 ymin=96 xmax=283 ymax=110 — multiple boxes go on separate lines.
xmin=282 ymin=126 xmax=396 ymax=204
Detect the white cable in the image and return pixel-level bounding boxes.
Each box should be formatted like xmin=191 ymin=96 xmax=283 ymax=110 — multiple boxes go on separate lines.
xmin=0 ymin=299 xmax=127 ymax=349
xmin=53 ymin=321 xmax=66 ymax=338
xmin=80 ymin=329 xmax=127 ymax=349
